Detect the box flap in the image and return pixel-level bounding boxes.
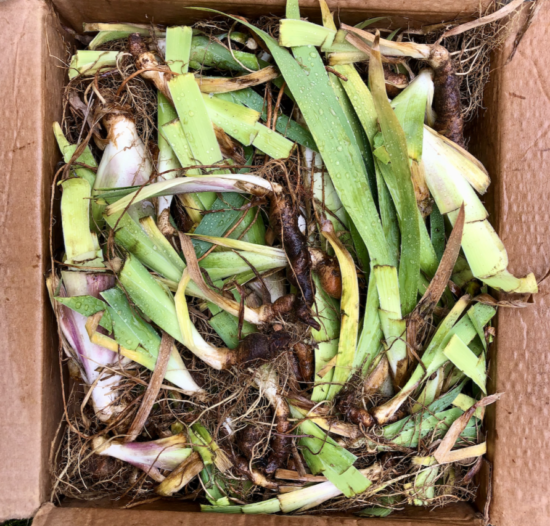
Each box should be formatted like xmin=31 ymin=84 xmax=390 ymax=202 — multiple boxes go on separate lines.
xmin=469 ymin=2 xmax=550 ymax=525
xmin=0 ymin=0 xmax=66 ymax=520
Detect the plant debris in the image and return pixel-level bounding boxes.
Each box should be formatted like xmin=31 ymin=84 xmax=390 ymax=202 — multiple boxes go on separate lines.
xmin=49 ymin=0 xmax=537 ymax=516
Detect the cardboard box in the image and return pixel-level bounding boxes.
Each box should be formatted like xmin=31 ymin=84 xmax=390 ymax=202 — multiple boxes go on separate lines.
xmin=1 ymin=0 xmax=548 ymax=524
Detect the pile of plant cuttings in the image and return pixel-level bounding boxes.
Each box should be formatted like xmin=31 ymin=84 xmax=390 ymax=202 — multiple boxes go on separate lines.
xmin=49 ymin=0 xmax=538 ymax=516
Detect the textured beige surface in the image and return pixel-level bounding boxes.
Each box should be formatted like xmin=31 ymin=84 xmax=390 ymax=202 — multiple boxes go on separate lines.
xmin=0 ymin=0 xmax=65 ymax=520
xmin=473 ymin=2 xmax=550 ymax=525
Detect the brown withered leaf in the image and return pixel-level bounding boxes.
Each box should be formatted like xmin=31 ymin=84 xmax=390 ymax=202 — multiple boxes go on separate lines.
xmin=474 ymin=293 xmax=532 ymax=308
xmin=407 ymin=204 xmax=465 ymax=351
xmin=434 ymin=392 xmax=502 ymax=464
xmin=124 ymin=332 xmax=173 ymax=443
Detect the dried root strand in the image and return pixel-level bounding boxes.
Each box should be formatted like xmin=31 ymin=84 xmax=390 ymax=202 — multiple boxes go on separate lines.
xmin=87 ymin=455 xmax=121 ymax=480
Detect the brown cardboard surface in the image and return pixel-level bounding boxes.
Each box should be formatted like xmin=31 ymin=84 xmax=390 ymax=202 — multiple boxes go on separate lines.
xmin=60 ymin=497 xmax=480 ymax=520
xmin=51 ymin=0 xmax=492 ymax=31
xmin=33 ymin=502 xmax=483 ymax=526
xmin=0 ymin=0 xmax=65 ymax=520
xmin=1 ymin=0 xmax=549 ymax=524
xmin=468 ymin=2 xmax=550 ymax=525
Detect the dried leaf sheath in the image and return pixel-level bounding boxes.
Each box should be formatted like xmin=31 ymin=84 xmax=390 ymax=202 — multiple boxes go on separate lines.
xmin=407 ymin=204 xmax=465 ymax=352
xmin=124 ymin=332 xmax=174 ymax=443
